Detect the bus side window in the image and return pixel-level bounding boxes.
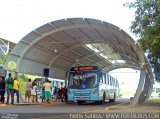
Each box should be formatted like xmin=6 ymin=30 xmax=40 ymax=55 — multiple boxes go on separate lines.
xmin=110 ymin=77 xmax=112 ymax=86
xmin=52 ymin=81 xmax=54 ymax=87
xmin=99 ymin=72 xmax=103 ymax=83
xmin=100 ymin=76 xmax=103 ymax=83
xmin=113 ymin=79 xmax=115 ymax=86
xmin=116 ymin=80 xmax=119 ymax=87
xmin=99 ymin=75 xmax=103 ymax=83
xmin=117 ymin=82 xmax=119 ymax=88
xmin=115 ymin=80 xmax=117 ymax=87
xmin=107 ymin=75 xmax=110 ymax=85
xmin=103 ymin=73 xmax=106 ymax=84
xmin=61 ymin=82 xmax=63 ymax=87
xmin=105 ymin=74 xmax=107 ymax=84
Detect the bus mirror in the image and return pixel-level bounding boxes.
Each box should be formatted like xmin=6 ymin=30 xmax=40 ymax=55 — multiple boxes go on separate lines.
xmin=66 ymin=71 xmax=69 ymax=78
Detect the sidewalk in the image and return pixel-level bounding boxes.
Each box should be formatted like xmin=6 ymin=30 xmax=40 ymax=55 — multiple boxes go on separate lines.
xmin=0 ymin=96 xmax=63 ymax=107
xmin=103 ymin=99 xmax=160 ymax=113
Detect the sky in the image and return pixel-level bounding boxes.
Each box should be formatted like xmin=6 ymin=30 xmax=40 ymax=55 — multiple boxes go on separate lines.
xmin=0 ymin=0 xmax=136 ymax=43
xmin=0 ymin=0 xmax=139 ymax=92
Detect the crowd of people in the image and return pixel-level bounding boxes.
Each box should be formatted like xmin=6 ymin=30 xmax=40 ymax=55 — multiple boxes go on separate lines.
xmin=53 ymin=86 xmax=68 ymax=102
xmin=25 ymin=78 xmax=68 ymax=104
xmin=0 ymin=73 xmax=20 ymax=105
xmin=0 ymin=73 xmax=68 ymax=105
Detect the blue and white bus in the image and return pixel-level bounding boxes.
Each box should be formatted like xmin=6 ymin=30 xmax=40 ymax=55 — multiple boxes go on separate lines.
xmin=67 ymin=66 xmax=120 ymax=104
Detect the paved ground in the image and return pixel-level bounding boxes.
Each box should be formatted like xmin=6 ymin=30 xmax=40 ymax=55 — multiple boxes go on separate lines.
xmin=0 ymin=98 xmax=160 ymax=119
xmin=1 ymin=98 xmax=160 ymax=113
xmin=101 ymin=99 xmax=160 ymax=113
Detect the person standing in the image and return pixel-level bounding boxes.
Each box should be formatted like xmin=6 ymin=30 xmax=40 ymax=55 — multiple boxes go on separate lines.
xmin=0 ymin=76 xmax=5 ymax=103
xmin=31 ymin=80 xmax=37 ymax=103
xmin=43 ymin=79 xmax=52 ymax=104
xmin=5 ymin=73 xmax=14 ymax=104
xmin=42 ymin=86 xmax=45 ymax=103
xmin=13 ymin=77 xmax=20 ymax=103
xmin=25 ymin=79 xmax=32 ymax=103
xmin=64 ymin=86 xmax=68 ymax=102
xmin=53 ymin=86 xmax=58 ymax=101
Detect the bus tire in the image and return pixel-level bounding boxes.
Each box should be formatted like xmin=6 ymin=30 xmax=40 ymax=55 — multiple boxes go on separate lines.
xmin=100 ymin=93 xmax=106 ymax=104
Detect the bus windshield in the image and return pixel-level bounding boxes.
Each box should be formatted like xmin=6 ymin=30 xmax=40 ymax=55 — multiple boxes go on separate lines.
xmin=68 ymin=71 xmax=98 ymax=89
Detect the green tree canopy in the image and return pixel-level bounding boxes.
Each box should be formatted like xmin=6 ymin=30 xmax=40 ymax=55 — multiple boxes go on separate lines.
xmin=124 ymin=0 xmax=160 ymax=82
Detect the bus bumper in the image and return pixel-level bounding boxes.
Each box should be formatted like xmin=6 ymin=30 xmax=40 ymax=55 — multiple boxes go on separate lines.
xmin=68 ymin=94 xmax=99 ymax=101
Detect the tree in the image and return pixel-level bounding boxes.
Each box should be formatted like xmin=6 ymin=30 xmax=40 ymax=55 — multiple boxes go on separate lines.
xmin=124 ymin=0 xmax=160 ymax=82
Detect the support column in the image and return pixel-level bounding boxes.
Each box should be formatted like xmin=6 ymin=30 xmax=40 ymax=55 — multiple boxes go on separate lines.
xmin=139 ymin=74 xmax=149 ymax=103
xmin=147 ymin=80 xmax=154 ymax=99
xmin=130 ymin=68 xmax=146 ymax=106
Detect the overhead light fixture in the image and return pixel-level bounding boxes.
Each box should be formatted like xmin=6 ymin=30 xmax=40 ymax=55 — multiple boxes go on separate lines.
xmin=54 ymin=49 xmax=57 ymax=53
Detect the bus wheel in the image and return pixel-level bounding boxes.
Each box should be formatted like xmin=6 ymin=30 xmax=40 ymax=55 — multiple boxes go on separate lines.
xmin=100 ymin=93 xmax=106 ymax=104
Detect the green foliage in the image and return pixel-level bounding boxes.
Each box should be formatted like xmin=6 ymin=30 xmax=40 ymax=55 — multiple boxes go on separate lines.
xmin=120 ymin=89 xmax=135 ymax=98
xmin=18 ymin=74 xmax=28 ymax=95
xmin=0 ymin=54 xmax=7 ymax=64
xmin=19 ymin=78 xmax=26 ymax=95
xmin=151 ymin=98 xmax=160 ymax=104
xmin=18 ymin=73 xmax=37 ymax=95
xmin=0 ymin=51 xmax=11 ymax=65
xmin=19 ymin=73 xmax=28 ymax=82
xmin=125 ymin=0 xmax=160 ymax=82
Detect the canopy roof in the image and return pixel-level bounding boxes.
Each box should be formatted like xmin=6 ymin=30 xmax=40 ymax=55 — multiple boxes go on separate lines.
xmin=5 ymin=18 xmax=152 ymax=80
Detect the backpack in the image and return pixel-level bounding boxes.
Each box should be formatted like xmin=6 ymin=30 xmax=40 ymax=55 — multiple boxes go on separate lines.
xmin=7 ymin=77 xmax=13 ymax=85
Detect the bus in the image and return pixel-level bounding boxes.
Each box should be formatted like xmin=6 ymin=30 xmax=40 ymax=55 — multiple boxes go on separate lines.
xmin=35 ymin=77 xmax=65 ymax=98
xmin=151 ymin=82 xmax=160 ymax=98
xmin=67 ymin=66 xmax=120 ymax=105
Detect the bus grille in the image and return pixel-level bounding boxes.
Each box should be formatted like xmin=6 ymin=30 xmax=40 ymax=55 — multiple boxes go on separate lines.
xmin=73 ymin=90 xmax=91 ymax=96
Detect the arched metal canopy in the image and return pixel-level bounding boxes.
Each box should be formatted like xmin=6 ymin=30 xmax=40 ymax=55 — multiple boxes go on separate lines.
xmin=4 ymin=18 xmax=154 ymax=105
xmin=5 ymin=18 xmax=152 ymax=79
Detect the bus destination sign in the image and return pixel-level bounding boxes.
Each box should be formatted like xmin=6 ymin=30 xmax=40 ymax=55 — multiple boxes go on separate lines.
xmin=70 ymin=66 xmax=98 ymax=71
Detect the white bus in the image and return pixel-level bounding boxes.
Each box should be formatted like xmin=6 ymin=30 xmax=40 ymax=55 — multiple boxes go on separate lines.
xmin=151 ymin=82 xmax=160 ymax=98
xmin=35 ymin=77 xmax=65 ymax=98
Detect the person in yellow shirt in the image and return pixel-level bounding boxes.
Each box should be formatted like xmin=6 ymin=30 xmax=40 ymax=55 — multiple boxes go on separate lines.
xmin=43 ymin=79 xmax=52 ymax=104
xmin=13 ymin=77 xmax=20 ymax=104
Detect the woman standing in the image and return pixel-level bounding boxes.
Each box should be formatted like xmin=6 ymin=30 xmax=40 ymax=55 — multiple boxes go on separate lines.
xmin=31 ymin=80 xmax=37 ymax=103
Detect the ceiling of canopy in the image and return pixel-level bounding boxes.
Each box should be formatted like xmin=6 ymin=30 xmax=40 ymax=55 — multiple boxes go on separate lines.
xmin=5 ymin=18 xmax=151 ymax=80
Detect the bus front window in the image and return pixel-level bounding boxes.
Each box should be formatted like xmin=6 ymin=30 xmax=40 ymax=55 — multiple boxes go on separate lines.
xmin=68 ymin=72 xmax=98 ymax=89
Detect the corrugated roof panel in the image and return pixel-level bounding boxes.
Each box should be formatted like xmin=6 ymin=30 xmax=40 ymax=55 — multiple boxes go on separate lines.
xmin=22 ymin=31 xmax=42 ymax=43
xmin=50 ymin=19 xmax=71 ymax=28
xmin=35 ymin=23 xmax=55 ymax=34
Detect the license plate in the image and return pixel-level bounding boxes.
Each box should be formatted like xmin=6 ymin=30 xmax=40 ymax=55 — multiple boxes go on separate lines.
xmin=79 ymin=96 xmax=84 ymax=98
